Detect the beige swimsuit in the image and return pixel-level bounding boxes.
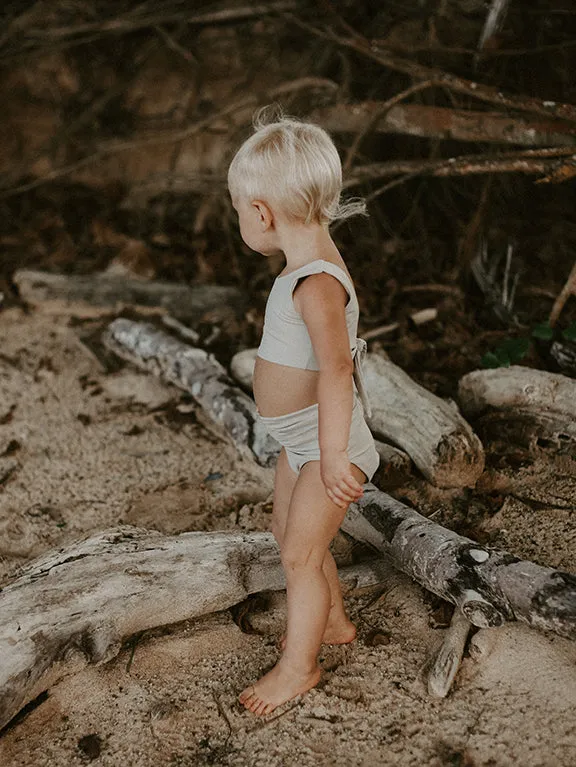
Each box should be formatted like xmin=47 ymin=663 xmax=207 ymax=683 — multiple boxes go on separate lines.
xmin=257 ymin=259 xmax=379 ymax=480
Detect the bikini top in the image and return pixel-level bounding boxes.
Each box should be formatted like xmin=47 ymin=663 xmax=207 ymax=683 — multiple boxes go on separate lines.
xmin=257 ymin=259 xmax=372 ymax=416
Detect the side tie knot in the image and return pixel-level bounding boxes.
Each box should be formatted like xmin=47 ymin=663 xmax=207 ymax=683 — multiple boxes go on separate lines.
xmin=352 ymin=338 xmax=372 ymax=418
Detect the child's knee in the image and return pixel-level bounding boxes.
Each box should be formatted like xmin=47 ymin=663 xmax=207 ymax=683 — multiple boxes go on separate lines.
xmin=280 ymin=541 xmax=324 ymax=573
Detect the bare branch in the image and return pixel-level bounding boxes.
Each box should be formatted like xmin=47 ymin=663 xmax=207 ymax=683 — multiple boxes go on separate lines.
xmin=316 ymin=103 xmax=576 ymax=147
xmin=286 ymin=14 xmax=576 ymax=124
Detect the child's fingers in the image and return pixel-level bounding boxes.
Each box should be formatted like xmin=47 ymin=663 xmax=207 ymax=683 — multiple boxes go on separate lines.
xmin=333 ymin=481 xmax=361 ymax=504
xmin=327 ymin=488 xmax=347 ymax=508
xmin=332 ymin=485 xmax=352 ymax=504
xmin=337 ymin=484 xmax=361 ymax=503
xmin=342 ymin=475 xmax=364 ymax=495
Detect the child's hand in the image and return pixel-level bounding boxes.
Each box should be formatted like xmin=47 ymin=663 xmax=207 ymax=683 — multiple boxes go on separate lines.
xmin=320 ymin=450 xmax=364 ymax=509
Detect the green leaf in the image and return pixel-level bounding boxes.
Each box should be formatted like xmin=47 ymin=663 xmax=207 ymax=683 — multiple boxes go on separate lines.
xmin=498 ymin=337 xmax=530 ymax=364
xmin=494 ymin=347 xmax=512 ymax=366
xmin=532 ymin=322 xmax=554 ymax=341
xmin=562 ymin=321 xmax=576 ymax=342
xmin=481 ymin=351 xmax=503 ymax=369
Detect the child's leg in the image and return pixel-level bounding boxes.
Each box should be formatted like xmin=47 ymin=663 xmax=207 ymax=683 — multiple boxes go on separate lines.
xmin=271 ymin=450 xmax=355 ymax=645
xmin=240 ymin=460 xmax=365 ymax=716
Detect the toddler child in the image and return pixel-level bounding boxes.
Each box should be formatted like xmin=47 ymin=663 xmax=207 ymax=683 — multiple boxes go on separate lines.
xmin=227 ymin=111 xmax=379 ymax=715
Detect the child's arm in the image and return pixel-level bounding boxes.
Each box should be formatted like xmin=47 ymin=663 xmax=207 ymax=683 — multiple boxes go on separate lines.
xmin=295 ymin=273 xmax=364 ymax=508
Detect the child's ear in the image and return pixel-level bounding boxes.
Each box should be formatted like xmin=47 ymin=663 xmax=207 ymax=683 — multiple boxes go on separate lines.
xmin=252 ymin=200 xmax=274 ymax=231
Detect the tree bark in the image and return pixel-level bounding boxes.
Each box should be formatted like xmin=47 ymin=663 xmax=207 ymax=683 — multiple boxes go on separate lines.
xmin=0 ymin=526 xmax=393 ymax=732
xmin=13 ymin=269 xmax=244 ymax=325
xmin=228 ymin=346 xmax=483 ymax=488
xmin=315 ymin=102 xmax=576 ymax=147
xmin=342 ymin=485 xmax=576 ymax=640
xmin=458 ymin=366 xmax=576 ymax=449
xmin=364 ymin=354 xmax=485 ymax=487
xmin=229 ymin=347 xmax=413 ymax=488
xmin=103 ymin=319 xmax=280 ymax=467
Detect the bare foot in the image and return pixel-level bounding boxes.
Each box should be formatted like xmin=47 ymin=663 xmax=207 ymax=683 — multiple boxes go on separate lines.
xmin=278 ymin=618 xmax=356 ymax=651
xmin=239 ymin=659 xmax=321 ymax=716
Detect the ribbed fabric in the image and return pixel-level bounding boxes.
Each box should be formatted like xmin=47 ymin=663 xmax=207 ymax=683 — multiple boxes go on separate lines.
xmin=257 ymin=259 xmax=371 ymax=416
xmin=257 ymin=259 xmax=358 ymax=369
xmin=259 ymin=394 xmax=379 ymax=480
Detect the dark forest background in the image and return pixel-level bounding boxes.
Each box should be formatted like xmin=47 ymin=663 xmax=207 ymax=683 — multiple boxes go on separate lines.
xmin=1 ymin=0 xmax=576 ymax=394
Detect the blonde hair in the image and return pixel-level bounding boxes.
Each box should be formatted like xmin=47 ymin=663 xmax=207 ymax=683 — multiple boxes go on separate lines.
xmin=227 ymin=109 xmax=366 ymax=226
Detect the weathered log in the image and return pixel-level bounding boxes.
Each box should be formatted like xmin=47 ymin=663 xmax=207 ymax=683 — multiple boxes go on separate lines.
xmin=229 ymin=347 xmax=413 ymax=487
xmin=103 ymin=319 xmax=280 ymax=467
xmin=344 ymin=147 xmax=576 ymax=189
xmin=458 ymin=366 xmax=576 ymax=449
xmin=101 ymin=324 xmax=575 ymax=640
xmin=342 ymin=485 xmax=576 ymax=640
xmin=13 ymin=269 xmax=244 ymax=325
xmin=315 ymin=102 xmax=576 ymax=147
xmin=228 ymin=346 xmax=482 ymax=488
xmin=229 ymin=347 xmax=259 ymax=391
xmin=372 ymin=440 xmax=413 ymax=488
xmin=0 ymin=526 xmax=393 ymax=731
xmin=364 ymin=354 xmax=485 ymax=488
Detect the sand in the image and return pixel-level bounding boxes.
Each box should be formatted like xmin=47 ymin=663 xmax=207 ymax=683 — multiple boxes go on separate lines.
xmin=1 ymin=307 xmax=575 ymax=767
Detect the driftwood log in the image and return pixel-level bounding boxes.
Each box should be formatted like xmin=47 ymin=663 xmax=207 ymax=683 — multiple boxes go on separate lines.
xmin=103 ymin=319 xmax=279 ymax=467
xmin=0 ymin=526 xmax=394 ymax=732
xmin=229 ymin=347 xmax=412 ymax=487
xmin=315 ymin=102 xmax=576 ymax=147
xmin=102 ymin=321 xmax=575 ymax=639
xmin=229 ymin=345 xmax=482 ymax=488
xmin=363 ymin=354 xmax=485 ymax=488
xmin=427 ymin=611 xmax=472 ymax=698
xmin=3 ymin=485 xmax=576 ymax=729
xmin=458 ymin=366 xmax=576 ymax=449
xmin=343 ymin=485 xmax=576 ymax=639
xmin=550 ymin=341 xmax=576 ymax=377
xmin=13 ymin=270 xmax=244 ymax=325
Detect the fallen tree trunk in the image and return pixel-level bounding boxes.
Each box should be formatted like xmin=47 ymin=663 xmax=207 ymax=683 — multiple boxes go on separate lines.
xmin=13 ymin=270 xmax=244 ymax=325
xmin=458 ymin=366 xmax=576 ymax=449
xmin=0 ymin=526 xmax=394 ymax=732
xmin=3 ymin=485 xmax=575 ymax=729
xmin=103 ymin=319 xmax=280 ymax=467
xmin=344 ymin=147 xmax=576 ymax=188
xmin=364 ymin=354 xmax=485 ymax=487
xmin=343 ymin=484 xmax=576 ymax=640
xmin=229 ymin=346 xmax=483 ymax=488
xmin=315 ymin=102 xmax=576 ymax=147
xmin=229 ymin=347 xmax=413 ymax=488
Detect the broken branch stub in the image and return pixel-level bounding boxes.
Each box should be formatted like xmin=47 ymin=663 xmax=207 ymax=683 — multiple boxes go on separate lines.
xmin=364 ymin=353 xmax=485 ymax=488
xmin=427 ymin=610 xmax=472 ymax=698
xmin=343 ymin=485 xmax=576 ymax=640
xmin=102 ymin=319 xmax=279 ymax=466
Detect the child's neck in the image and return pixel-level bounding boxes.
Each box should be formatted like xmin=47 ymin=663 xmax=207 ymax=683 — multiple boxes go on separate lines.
xmin=276 ymin=220 xmax=341 ymax=272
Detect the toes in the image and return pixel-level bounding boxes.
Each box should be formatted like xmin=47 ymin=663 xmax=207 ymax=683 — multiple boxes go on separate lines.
xmin=239 ymin=685 xmax=256 ymax=705
xmin=248 ymin=698 xmax=262 ymax=714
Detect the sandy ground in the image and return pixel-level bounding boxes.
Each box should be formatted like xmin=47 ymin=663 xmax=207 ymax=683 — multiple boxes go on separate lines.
xmin=1 ymin=307 xmax=575 ymax=767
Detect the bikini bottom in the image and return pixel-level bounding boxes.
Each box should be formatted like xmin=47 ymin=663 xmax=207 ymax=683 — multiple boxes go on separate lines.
xmin=259 ymin=394 xmax=379 ymax=481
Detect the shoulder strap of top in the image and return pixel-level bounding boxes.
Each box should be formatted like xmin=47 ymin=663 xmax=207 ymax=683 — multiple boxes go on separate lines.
xmin=289 ymin=259 xmax=354 ymax=300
